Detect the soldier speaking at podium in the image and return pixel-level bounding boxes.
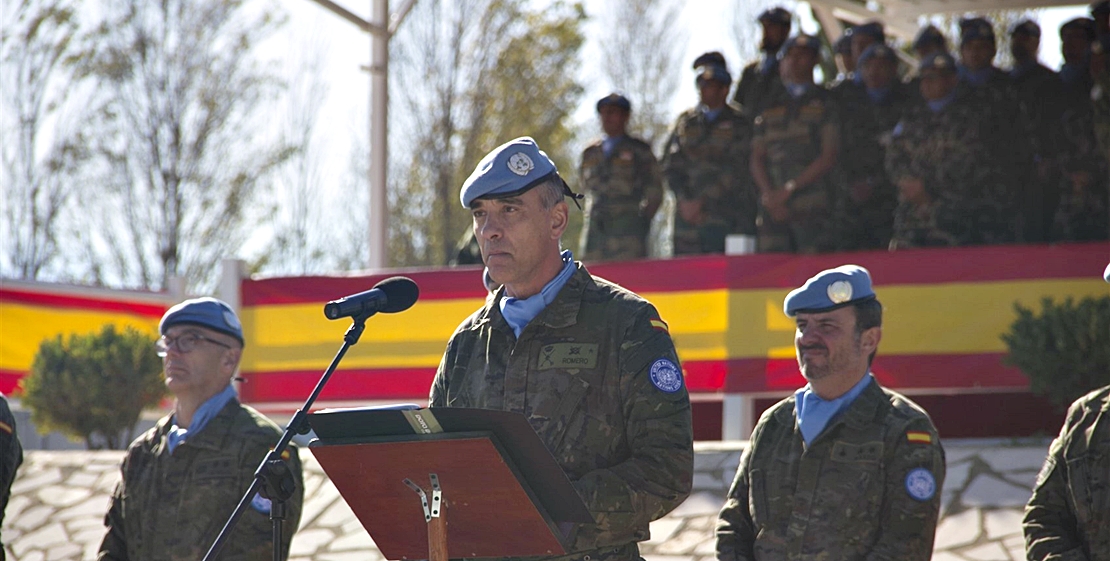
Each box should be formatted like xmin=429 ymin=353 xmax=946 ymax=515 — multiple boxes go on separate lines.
xmin=430 ymin=137 xmax=693 ymax=561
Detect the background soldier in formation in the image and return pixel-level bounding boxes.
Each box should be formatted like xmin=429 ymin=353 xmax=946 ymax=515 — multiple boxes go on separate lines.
xmin=886 ymin=52 xmax=1002 ymax=248
xmin=716 ymin=265 xmax=945 ymax=560
xmin=751 ymin=35 xmax=839 ymax=254
xmin=663 ymin=57 xmax=754 ymax=255
xmin=578 ymin=93 xmax=662 ymax=262
xmin=434 ymin=137 xmax=693 ymax=561
xmin=734 ymin=8 xmax=791 ymax=124
xmin=834 ymin=44 xmax=910 ymax=250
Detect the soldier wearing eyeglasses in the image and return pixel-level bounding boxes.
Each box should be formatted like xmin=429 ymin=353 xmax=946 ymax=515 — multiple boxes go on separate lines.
xmin=98 ymin=297 xmax=303 ymax=561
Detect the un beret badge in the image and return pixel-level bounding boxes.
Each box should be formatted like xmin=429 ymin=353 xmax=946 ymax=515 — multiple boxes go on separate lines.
xmin=827 ymin=280 xmax=853 ymax=304
xmin=507 ymin=152 xmax=534 ymax=176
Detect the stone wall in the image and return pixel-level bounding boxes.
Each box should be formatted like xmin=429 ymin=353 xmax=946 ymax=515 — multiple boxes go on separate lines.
xmin=2 ymin=439 xmax=1050 ymax=561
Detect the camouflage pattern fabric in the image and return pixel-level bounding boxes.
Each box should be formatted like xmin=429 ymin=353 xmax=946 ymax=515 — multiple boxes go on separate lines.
xmin=1010 ymin=62 xmax=1065 ymax=243
xmin=716 ymin=379 xmax=945 ymax=561
xmin=885 ymin=89 xmax=1011 ymax=248
xmin=98 ymin=400 xmax=304 ymax=561
xmin=578 ymin=136 xmax=662 ymax=261
xmin=1093 ymin=72 xmax=1110 ymax=158
xmin=734 ymin=59 xmax=788 ymax=123
xmin=430 ymin=264 xmax=694 ymax=560
xmin=1053 ymin=98 xmax=1110 ymax=242
xmin=751 ymin=88 xmax=840 ymax=253
xmin=832 ymin=81 xmax=912 ymax=250
xmin=663 ymin=104 xmax=755 ymax=254
xmin=1024 ymin=385 xmax=1110 ymax=561
xmin=0 ymin=395 xmax=22 ymax=531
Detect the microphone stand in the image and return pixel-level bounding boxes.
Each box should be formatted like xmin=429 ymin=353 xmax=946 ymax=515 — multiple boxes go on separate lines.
xmin=203 ymin=311 xmax=374 ymax=561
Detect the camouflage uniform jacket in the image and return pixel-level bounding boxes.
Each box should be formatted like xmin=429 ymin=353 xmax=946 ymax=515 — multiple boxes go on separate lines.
xmin=716 ymin=378 xmax=945 ymax=561
xmin=734 ymin=58 xmax=787 ymax=123
xmin=0 ymin=395 xmax=22 ymax=530
xmin=578 ymin=136 xmax=662 ymax=261
xmin=429 ymin=264 xmax=694 ymax=560
xmin=1024 ymin=385 xmax=1110 ymax=561
xmin=98 ymin=400 xmax=304 ymax=561
xmin=663 ymin=103 xmax=756 ymax=252
xmin=885 ymin=89 xmax=1007 ymax=248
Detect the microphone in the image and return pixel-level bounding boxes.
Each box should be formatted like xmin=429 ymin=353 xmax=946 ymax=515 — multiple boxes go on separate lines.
xmin=323 ymin=276 xmax=420 ymax=320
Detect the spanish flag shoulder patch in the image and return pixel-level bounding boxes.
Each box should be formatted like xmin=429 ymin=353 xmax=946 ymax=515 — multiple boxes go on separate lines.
xmin=650 ymin=318 xmax=669 ymax=333
xmin=0 ymin=421 xmax=11 ymax=435
xmin=906 ymin=431 xmax=933 ymax=444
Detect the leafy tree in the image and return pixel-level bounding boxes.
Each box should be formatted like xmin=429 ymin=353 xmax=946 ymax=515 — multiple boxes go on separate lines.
xmin=1003 ymin=296 xmax=1110 ymax=408
xmin=0 ymin=0 xmax=88 ymax=280
xmin=74 ymin=0 xmax=293 ymax=291
xmin=387 ymin=0 xmax=586 ymax=267
xmin=20 ymin=325 xmax=165 ymax=449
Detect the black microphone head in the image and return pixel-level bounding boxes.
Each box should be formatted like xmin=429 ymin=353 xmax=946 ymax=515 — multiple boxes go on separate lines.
xmin=375 ymin=276 xmax=419 ymax=313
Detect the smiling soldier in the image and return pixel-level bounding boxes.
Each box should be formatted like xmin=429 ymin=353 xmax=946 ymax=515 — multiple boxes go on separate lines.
xmin=716 ymin=265 xmax=945 ymax=560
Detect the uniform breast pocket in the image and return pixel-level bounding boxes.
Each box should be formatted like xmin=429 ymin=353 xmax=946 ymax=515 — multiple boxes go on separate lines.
xmin=1066 ymin=442 xmax=1110 ymax=531
xmin=824 ymin=441 xmax=884 ymax=528
xmin=528 ymin=374 xmax=591 ymax=458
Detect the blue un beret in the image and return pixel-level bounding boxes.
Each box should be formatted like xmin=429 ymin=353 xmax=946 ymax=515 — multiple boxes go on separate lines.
xmin=859 ymin=43 xmax=897 ymax=66
xmin=460 ymin=137 xmax=561 ymax=208
xmin=758 ymin=7 xmax=792 ymax=26
xmin=784 ymin=265 xmax=877 ymax=317
xmin=919 ymin=51 xmax=957 ymax=72
xmin=160 ymin=297 xmax=244 ymax=345
xmin=960 ymin=17 xmax=995 ymax=44
xmin=696 ymin=63 xmax=732 ymax=85
xmin=781 ymin=34 xmax=821 ymax=58
xmin=596 ymin=93 xmax=631 ymax=112
xmin=913 ymin=25 xmax=947 ymax=51
xmin=853 ymin=21 xmax=886 ymax=42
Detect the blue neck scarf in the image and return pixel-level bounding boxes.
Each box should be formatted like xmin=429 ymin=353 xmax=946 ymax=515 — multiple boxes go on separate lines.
xmin=866 ymin=86 xmax=891 ymax=103
xmin=701 ymin=106 xmax=723 ymax=121
xmin=927 ymin=90 xmax=957 ymax=113
xmin=760 ymin=53 xmax=777 ymax=75
xmin=1060 ymin=61 xmax=1089 ymax=85
xmin=795 ymin=373 xmax=873 ymax=445
xmin=784 ymin=82 xmax=811 ymax=99
xmin=960 ymin=65 xmax=992 ymax=86
xmin=602 ymin=135 xmax=624 ymax=156
xmin=168 ymin=384 xmax=236 ymax=453
xmin=499 ymin=250 xmax=575 ymax=338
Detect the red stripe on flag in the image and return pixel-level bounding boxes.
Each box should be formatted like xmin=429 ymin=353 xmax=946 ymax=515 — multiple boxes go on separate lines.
xmin=0 ymin=288 xmax=167 ymax=316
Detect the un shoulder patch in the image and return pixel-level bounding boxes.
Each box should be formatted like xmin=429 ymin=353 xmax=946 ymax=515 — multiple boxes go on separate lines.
xmin=649 ymin=358 xmax=683 ymax=393
xmin=905 ymin=468 xmax=937 ymax=502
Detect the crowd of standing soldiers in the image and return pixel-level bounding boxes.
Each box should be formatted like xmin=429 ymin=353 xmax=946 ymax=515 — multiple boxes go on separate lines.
xmin=573 ymin=3 xmax=1110 ymax=262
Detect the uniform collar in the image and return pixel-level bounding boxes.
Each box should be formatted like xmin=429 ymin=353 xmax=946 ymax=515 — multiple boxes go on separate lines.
xmin=153 ymin=398 xmax=240 ymax=454
xmin=483 ymin=260 xmax=589 ymax=335
xmin=779 ymin=376 xmax=886 ymax=433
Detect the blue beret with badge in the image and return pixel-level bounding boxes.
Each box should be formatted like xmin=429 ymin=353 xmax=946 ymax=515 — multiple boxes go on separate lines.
xmin=780 ymin=34 xmax=821 ymax=58
xmin=913 ymin=25 xmax=947 ymax=51
xmin=919 ymin=51 xmax=957 ymax=73
xmin=960 ymin=17 xmax=995 ymax=44
xmin=758 ymin=7 xmax=791 ymax=26
xmin=695 ymin=63 xmax=732 ymax=85
xmin=161 ymin=297 xmax=244 ymax=345
xmin=853 ymin=21 xmax=885 ymax=42
xmin=596 ymin=92 xmax=631 ymax=112
xmin=1011 ymin=19 xmax=1041 ymax=38
xmin=859 ymin=43 xmax=897 ymax=66
xmin=784 ymin=264 xmax=877 ymax=317
xmin=459 ymin=137 xmax=581 ymax=208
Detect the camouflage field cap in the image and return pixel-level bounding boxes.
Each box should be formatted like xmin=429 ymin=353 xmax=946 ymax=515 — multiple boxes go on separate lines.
xmin=784 ymin=265 xmax=876 ymax=317
xmin=596 ymin=92 xmax=631 ymax=112
xmin=758 ymin=7 xmax=791 ymax=26
xmin=1060 ymin=17 xmax=1096 ymax=40
xmin=913 ymin=25 xmax=947 ymax=51
xmin=1011 ymin=19 xmax=1041 ymax=37
xmin=160 ymin=297 xmax=244 ymax=345
xmin=960 ymin=17 xmax=995 ymax=44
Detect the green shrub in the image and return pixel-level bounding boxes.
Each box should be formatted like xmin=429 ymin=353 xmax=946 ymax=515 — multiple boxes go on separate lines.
xmin=20 ymin=325 xmax=165 ymax=449
xmin=1002 ymin=296 xmax=1110 ymax=408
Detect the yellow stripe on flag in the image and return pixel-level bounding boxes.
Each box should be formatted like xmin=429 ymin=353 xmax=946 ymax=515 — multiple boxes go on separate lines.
xmin=906 ymin=431 xmax=932 ymax=444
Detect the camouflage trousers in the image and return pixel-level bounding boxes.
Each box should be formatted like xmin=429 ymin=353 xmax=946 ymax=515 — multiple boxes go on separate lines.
xmin=673 ymin=216 xmax=729 ymax=255
xmin=756 ymin=187 xmax=836 ymax=254
xmin=1052 ymin=178 xmax=1110 ymax=242
xmin=889 ymin=200 xmax=968 ymax=249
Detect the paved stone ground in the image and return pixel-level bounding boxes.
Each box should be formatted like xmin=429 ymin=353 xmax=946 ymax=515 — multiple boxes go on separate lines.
xmin=2 ymin=439 xmax=1050 ymax=561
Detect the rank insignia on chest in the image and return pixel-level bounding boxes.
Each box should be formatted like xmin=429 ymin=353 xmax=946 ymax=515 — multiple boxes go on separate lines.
xmin=906 ymin=431 xmax=933 ymax=444
xmin=538 ymin=343 xmax=599 ymax=369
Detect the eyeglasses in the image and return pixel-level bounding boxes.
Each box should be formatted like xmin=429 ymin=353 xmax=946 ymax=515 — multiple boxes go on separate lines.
xmin=156 ymin=332 xmax=233 ymax=357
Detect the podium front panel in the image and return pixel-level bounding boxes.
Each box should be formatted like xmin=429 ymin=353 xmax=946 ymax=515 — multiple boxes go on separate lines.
xmin=311 ymin=434 xmax=567 ymax=559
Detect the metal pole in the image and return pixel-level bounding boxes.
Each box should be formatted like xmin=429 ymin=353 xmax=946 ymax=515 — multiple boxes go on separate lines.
xmin=369 ymin=0 xmax=389 ymax=270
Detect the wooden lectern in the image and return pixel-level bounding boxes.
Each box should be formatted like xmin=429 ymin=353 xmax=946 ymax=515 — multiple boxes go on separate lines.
xmin=307 ymin=407 xmax=593 ymax=561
